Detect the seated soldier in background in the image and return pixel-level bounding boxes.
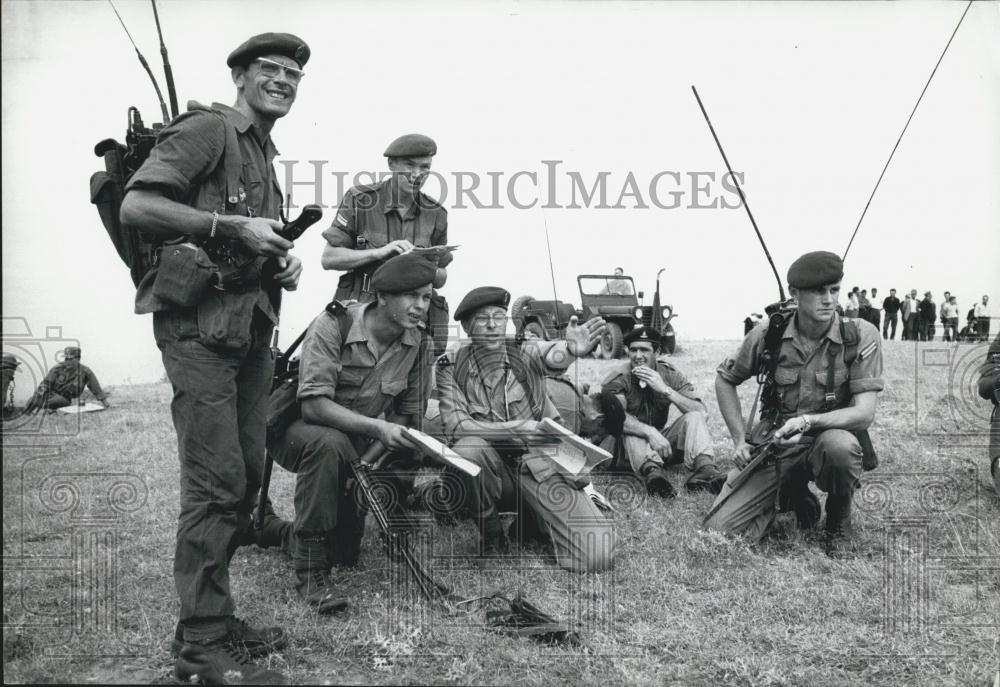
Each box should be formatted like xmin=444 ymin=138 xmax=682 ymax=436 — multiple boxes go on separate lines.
xmin=23 ymin=346 xmax=110 ymax=413
xmin=601 ymin=327 xmax=727 ymax=497
xmin=267 ymin=252 xmax=435 ymax=615
xmin=436 ymin=286 xmax=615 ymax=572
xmin=2 ymin=353 xmax=20 ymax=419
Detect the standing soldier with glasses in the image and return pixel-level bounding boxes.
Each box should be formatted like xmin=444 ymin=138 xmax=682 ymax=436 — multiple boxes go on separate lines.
xmin=120 ymin=32 xmax=309 ymax=685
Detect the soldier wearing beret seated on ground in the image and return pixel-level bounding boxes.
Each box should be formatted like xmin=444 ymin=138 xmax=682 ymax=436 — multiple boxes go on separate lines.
xmin=435 ymin=286 xmax=616 ymax=572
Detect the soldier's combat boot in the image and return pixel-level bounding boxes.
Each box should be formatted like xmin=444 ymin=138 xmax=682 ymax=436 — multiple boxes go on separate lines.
xmin=170 ymin=616 xmax=287 ymax=659
xmin=174 ymin=635 xmax=286 ymax=685
xmin=791 ymin=487 xmax=821 ymax=530
xmin=641 ymin=463 xmax=677 ymax=498
xmin=823 ymin=491 xmax=855 ymax=558
xmin=685 ymin=454 xmax=727 ymax=494
xmin=254 ymin=498 xmax=293 ymax=554
xmin=293 ymin=534 xmax=349 ymax=615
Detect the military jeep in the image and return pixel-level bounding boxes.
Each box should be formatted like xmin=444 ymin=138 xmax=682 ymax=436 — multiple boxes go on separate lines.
xmin=512 ymin=270 xmax=677 ymax=359
xmin=512 ymin=274 xmax=643 ymax=359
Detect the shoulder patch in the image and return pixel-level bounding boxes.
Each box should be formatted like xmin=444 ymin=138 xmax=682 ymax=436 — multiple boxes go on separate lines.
xmin=334 ymin=212 xmax=349 ymax=227
xmin=858 ymin=341 xmax=878 ymax=361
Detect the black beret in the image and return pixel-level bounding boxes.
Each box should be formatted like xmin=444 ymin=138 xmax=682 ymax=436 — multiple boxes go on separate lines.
xmin=370 ymin=252 xmax=437 ymax=293
xmin=623 ymin=327 xmax=662 ymax=348
xmin=227 ymin=33 xmax=310 ymax=68
xmin=787 ymin=251 xmax=843 ymax=289
xmin=64 ymin=346 xmax=81 ymax=359
xmin=454 ymin=287 xmax=510 ymax=321
xmin=2 ymin=353 xmax=19 ymax=369
xmin=384 ymin=134 xmax=437 ymax=158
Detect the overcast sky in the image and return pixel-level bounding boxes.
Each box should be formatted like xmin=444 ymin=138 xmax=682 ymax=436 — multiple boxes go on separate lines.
xmin=2 ymin=0 xmax=998 ymax=392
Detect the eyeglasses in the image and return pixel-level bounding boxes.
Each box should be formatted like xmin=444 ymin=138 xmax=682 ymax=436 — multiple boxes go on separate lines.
xmin=253 ymin=58 xmax=305 ymax=84
xmin=473 ymin=312 xmax=508 ymax=326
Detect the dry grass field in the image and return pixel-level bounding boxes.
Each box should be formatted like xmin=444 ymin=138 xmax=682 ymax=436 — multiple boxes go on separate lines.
xmin=3 ymin=339 xmax=998 ymax=685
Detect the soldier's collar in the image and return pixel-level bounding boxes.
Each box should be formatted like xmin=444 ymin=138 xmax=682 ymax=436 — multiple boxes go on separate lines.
xmin=382 ymin=177 xmax=419 ymax=217
xmin=211 ymin=103 xmax=253 ymax=134
xmin=465 ymin=342 xmax=509 ymax=378
xmin=211 ymin=102 xmax=279 ymax=154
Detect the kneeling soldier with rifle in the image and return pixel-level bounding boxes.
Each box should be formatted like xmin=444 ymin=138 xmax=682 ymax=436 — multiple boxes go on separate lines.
xmin=436 ymin=287 xmax=616 ymax=572
xmin=267 ymin=252 xmax=435 ymax=614
xmin=704 ymin=251 xmax=884 ymax=556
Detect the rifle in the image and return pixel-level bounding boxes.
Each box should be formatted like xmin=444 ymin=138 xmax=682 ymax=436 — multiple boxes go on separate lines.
xmin=350 ymin=440 xmax=453 ymax=604
xmin=702 ymin=428 xmax=804 ymax=525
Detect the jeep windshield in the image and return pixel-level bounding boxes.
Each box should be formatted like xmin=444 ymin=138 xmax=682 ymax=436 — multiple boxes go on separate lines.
xmin=580 ymin=276 xmax=635 ymax=297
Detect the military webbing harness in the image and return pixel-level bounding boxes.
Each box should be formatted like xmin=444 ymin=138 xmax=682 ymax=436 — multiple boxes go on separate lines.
xmin=746 ymin=313 xmax=862 ymax=443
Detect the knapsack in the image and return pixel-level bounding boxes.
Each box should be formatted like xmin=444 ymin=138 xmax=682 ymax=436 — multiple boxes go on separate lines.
xmin=90 ymin=108 xmax=162 ymax=287
xmin=90 ymin=103 xmax=244 ymax=288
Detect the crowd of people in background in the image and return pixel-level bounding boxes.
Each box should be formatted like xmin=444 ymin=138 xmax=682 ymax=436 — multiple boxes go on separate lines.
xmin=844 ymin=287 xmax=992 ymax=343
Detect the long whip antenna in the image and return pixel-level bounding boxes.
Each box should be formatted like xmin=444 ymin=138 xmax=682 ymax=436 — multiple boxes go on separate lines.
xmin=151 ymin=0 xmax=179 ymax=120
xmin=541 ymin=212 xmax=559 ymax=303
xmin=692 ymin=85 xmax=785 ymax=302
xmin=108 ymin=0 xmax=170 ymax=124
xmin=843 ymin=0 xmax=973 ymax=259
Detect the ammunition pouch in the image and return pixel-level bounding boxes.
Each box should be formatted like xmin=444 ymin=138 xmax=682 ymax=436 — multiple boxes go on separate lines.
xmin=151 ymin=241 xmax=220 ymax=308
xmin=266 ymin=360 xmax=301 ymax=445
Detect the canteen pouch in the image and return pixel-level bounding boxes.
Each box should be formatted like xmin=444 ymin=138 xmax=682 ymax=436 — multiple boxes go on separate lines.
xmin=267 ymin=363 xmax=301 ymax=444
xmin=152 ymin=241 xmax=219 ymax=308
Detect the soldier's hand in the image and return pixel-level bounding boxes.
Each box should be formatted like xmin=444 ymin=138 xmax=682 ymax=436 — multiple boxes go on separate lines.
xmin=565 ymin=316 xmax=607 ymax=357
xmin=647 ymin=430 xmax=673 ymax=461
xmin=273 ymin=254 xmax=303 ymax=291
xmin=732 ymin=439 xmax=753 ymax=468
xmin=773 ymin=417 xmax=806 ymax=447
xmin=377 ymin=421 xmax=418 ymax=452
xmin=632 ymin=366 xmax=669 ymax=395
xmin=380 ymin=239 xmax=415 ymax=259
xmin=237 ymin=217 xmax=293 ymax=258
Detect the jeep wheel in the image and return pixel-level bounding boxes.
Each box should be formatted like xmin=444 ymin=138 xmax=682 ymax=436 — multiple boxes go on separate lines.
xmin=524 ymin=321 xmax=547 ymax=341
xmin=599 ymin=322 xmax=623 ymax=359
xmin=511 ymin=295 xmax=534 ymax=327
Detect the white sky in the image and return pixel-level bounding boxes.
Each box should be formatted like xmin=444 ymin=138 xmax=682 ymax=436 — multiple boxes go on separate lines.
xmin=2 ymin=0 xmax=998 ymax=389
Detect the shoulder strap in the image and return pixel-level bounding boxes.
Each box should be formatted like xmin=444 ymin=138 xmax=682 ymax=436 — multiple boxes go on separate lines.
xmin=325 ymin=299 xmax=354 ymax=342
xmin=822 ymin=320 xmax=861 ymax=410
xmin=188 ymin=103 xmax=245 ymax=214
xmin=749 ymin=310 xmax=793 ymax=433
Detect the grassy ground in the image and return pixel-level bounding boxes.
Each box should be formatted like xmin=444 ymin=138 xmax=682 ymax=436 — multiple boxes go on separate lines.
xmin=3 ymin=340 xmax=998 ymax=685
